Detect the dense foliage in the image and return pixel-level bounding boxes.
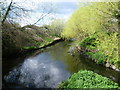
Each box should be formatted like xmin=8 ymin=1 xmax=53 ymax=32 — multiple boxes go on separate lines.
xmin=59 ymin=70 xmax=119 ymax=88
xmin=61 ymin=2 xmax=119 ymax=69
xmin=62 ymin=2 xmax=119 ymax=38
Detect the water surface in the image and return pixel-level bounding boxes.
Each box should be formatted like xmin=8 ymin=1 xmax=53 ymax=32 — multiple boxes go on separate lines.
xmin=2 ymin=41 xmax=120 ymax=88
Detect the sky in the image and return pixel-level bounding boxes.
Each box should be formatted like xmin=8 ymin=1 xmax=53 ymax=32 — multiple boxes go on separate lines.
xmin=5 ymin=0 xmax=79 ymax=26
xmin=5 ymin=0 xmax=118 ymax=26
xmin=29 ymin=1 xmax=79 ymax=26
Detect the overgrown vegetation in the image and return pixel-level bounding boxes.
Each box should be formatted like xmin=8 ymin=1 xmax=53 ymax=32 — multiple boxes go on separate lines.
xmin=61 ymin=2 xmax=119 ymax=70
xmin=1 ymin=0 xmax=64 ymax=57
xmin=1 ymin=1 xmax=120 ymax=88
xmin=2 ymin=21 xmax=63 ymax=57
xmin=59 ymin=70 xmax=119 ymax=88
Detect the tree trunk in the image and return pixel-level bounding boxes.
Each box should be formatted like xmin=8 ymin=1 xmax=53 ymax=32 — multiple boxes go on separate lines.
xmin=1 ymin=0 xmax=13 ymax=25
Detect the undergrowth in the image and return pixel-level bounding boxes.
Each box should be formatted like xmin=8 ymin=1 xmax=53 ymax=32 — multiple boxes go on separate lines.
xmin=59 ymin=70 xmax=119 ymax=88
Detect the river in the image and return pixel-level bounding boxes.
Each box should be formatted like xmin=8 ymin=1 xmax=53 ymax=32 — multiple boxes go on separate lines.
xmin=2 ymin=41 xmax=120 ymax=88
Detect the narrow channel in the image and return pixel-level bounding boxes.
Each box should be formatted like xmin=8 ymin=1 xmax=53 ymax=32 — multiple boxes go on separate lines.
xmin=2 ymin=41 xmax=120 ymax=88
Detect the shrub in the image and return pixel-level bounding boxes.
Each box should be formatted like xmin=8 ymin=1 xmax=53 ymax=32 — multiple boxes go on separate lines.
xmin=59 ymin=70 xmax=119 ymax=88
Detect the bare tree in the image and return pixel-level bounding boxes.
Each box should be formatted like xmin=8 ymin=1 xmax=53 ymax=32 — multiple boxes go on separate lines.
xmin=1 ymin=0 xmax=30 ymax=26
xmin=1 ymin=0 xmax=56 ymax=26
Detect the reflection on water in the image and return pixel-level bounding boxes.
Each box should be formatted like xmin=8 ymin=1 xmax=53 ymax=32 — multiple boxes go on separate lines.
xmin=3 ymin=41 xmax=120 ymax=88
xmin=4 ymin=53 xmax=70 ymax=88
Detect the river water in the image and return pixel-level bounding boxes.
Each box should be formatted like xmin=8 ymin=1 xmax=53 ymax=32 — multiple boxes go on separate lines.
xmin=2 ymin=41 xmax=120 ymax=88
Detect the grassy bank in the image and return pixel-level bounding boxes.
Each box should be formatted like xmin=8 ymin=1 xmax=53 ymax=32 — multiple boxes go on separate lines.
xmin=59 ymin=70 xmax=119 ymax=88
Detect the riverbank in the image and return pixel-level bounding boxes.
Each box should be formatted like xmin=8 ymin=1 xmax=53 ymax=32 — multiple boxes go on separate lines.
xmin=17 ymin=37 xmax=63 ymax=57
xmin=3 ymin=37 xmax=63 ymax=58
xmin=68 ymin=40 xmax=120 ymax=72
xmin=80 ymin=49 xmax=120 ymax=72
xmin=76 ymin=33 xmax=120 ymax=72
xmin=64 ymin=38 xmax=120 ymax=72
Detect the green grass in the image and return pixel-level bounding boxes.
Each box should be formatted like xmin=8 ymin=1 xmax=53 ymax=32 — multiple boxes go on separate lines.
xmin=59 ymin=70 xmax=119 ymax=88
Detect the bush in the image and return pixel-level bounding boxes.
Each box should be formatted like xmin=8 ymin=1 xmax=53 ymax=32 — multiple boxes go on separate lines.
xmin=86 ymin=52 xmax=107 ymax=64
xmin=79 ymin=32 xmax=119 ymax=68
xmin=59 ymin=70 xmax=119 ymax=88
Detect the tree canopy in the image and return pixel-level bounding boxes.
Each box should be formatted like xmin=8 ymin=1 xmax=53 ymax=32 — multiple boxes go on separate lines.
xmin=62 ymin=2 xmax=119 ymax=39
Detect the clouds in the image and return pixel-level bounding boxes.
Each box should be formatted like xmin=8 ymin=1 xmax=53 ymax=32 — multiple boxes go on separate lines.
xmin=18 ymin=1 xmax=78 ymax=26
xmin=6 ymin=0 xmax=119 ymax=26
xmin=5 ymin=0 xmax=78 ymax=26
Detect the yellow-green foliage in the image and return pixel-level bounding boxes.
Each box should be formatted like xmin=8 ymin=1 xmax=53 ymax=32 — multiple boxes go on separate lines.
xmin=80 ymin=32 xmax=119 ymax=67
xmin=97 ymin=32 xmax=119 ymax=67
xmin=62 ymin=2 xmax=119 ymax=68
xmin=62 ymin=2 xmax=118 ymax=39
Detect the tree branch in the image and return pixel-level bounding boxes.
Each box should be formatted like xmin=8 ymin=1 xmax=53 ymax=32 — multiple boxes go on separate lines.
xmin=33 ymin=12 xmax=51 ymax=25
xmin=1 ymin=0 xmax=13 ymax=25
